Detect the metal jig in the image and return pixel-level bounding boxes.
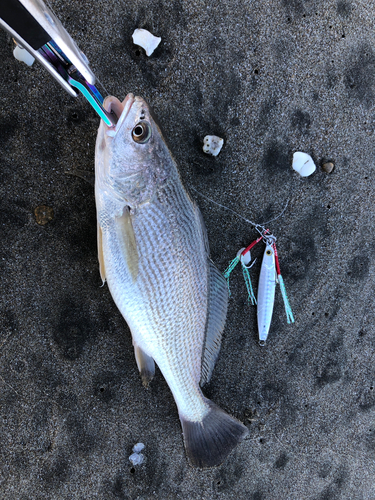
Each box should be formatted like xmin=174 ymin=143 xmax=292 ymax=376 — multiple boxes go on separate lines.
xmin=224 ymin=228 xmax=294 ymax=346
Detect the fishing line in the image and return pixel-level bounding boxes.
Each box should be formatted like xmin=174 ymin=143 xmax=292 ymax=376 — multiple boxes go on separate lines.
xmin=263 ymin=199 xmax=290 ymax=226
xmin=190 ymin=186 xmax=290 ymax=232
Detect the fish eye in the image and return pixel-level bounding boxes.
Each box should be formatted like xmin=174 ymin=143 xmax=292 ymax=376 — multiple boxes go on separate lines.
xmin=266 ymin=249 xmax=272 ymax=256
xmin=132 ymin=122 xmax=151 ymax=143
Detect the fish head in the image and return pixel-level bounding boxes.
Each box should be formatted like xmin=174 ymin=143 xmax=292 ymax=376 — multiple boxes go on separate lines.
xmin=96 ymin=93 xmax=172 ymax=207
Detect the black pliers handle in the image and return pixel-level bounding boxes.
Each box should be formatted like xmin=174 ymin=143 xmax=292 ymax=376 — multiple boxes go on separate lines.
xmin=0 ymin=0 xmax=117 ymax=125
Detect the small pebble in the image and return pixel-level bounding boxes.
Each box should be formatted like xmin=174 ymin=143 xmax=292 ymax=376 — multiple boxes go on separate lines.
xmin=34 ymin=205 xmax=54 ymax=225
xmin=133 ymin=442 xmax=145 ymax=453
xmin=203 ymin=135 xmax=224 ymax=156
xmin=322 ymin=162 xmax=335 ymax=173
xmin=129 ymin=453 xmax=144 ymax=466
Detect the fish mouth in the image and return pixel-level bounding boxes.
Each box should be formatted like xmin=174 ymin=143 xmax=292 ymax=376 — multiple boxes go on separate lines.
xmin=104 ymin=94 xmax=135 ymax=137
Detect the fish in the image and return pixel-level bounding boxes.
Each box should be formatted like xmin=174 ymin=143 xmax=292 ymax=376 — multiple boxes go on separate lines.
xmin=94 ymin=93 xmax=248 ymax=468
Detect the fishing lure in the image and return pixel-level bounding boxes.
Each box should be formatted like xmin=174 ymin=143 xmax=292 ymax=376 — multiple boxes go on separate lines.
xmin=190 ymin=187 xmax=294 ymax=345
xmin=224 ymin=228 xmax=294 ymax=345
xmin=257 ymin=241 xmax=277 ymax=346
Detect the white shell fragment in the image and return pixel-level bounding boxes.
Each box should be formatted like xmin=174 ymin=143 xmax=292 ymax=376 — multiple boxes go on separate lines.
xmin=13 ymin=45 xmax=35 ymax=66
xmin=132 ymin=29 xmax=161 ymax=56
xmin=203 ymin=135 xmax=224 ymax=156
xmin=132 ymin=442 xmax=145 ymax=453
xmin=129 ymin=452 xmax=144 ymax=466
xmin=129 ymin=442 xmax=145 ymax=466
xmin=292 ymin=152 xmax=316 ymax=177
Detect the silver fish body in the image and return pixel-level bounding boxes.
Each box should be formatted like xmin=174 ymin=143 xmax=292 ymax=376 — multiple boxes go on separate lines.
xmin=95 ymin=94 xmax=248 ymax=468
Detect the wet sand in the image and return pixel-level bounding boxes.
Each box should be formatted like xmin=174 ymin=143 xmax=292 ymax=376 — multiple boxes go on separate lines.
xmin=1 ymin=0 xmax=375 ymax=498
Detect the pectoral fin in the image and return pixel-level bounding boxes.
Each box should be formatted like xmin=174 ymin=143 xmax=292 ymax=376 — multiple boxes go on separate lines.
xmin=97 ymin=223 xmax=106 ymax=283
xmin=115 ymin=206 xmax=139 ymax=282
xmin=134 ymin=343 xmax=155 ymax=387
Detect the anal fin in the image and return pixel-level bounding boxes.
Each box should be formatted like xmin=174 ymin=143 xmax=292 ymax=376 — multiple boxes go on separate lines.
xmin=134 ymin=343 xmax=155 ymax=387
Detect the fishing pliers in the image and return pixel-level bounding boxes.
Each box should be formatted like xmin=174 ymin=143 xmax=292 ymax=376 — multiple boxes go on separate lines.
xmin=0 ymin=0 xmax=117 ymax=126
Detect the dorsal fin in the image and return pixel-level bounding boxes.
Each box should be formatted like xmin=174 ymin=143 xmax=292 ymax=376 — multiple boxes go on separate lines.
xmin=200 ymin=261 xmax=228 ymax=386
xmin=194 ymin=202 xmax=210 ymax=256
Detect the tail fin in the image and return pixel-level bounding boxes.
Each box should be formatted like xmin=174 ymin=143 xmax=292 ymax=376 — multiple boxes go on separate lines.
xmin=180 ymin=399 xmax=249 ymax=468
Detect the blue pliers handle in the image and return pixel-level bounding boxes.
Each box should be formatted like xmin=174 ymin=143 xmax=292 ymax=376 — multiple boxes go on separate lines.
xmin=0 ymin=0 xmax=117 ymax=126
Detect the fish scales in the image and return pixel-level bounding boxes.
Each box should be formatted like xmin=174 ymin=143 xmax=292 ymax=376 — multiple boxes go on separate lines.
xmin=95 ymin=93 xmax=248 ymax=467
xmin=102 ymin=169 xmax=207 ymax=415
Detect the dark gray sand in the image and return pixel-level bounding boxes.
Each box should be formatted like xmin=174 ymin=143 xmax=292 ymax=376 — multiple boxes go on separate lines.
xmin=1 ymin=0 xmax=375 ymax=498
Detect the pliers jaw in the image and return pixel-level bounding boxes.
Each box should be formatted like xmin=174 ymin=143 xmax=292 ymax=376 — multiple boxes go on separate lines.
xmin=39 ymin=40 xmax=118 ymax=126
xmin=0 ymin=0 xmax=118 ymax=126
